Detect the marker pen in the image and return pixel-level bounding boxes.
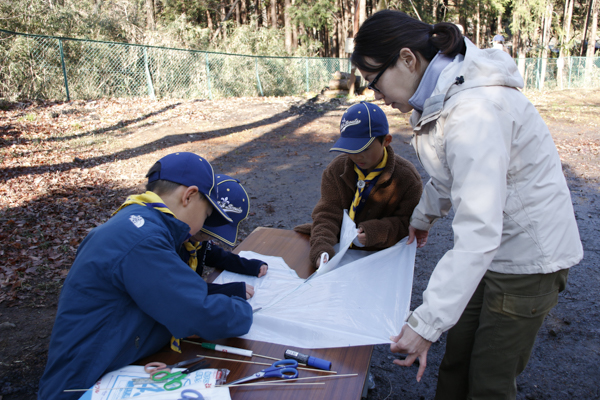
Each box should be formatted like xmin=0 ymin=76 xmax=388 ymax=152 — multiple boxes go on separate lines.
xmin=200 ymin=343 xmax=253 ymax=358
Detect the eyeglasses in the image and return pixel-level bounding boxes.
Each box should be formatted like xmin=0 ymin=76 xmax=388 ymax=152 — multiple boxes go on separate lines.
xmin=367 ymin=55 xmax=398 ymax=93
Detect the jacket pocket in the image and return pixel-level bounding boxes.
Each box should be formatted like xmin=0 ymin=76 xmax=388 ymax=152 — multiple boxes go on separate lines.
xmin=502 ymin=289 xmax=558 ymax=318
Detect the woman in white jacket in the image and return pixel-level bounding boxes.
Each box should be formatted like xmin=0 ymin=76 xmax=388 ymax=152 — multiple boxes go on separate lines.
xmin=351 ymin=10 xmax=583 ymax=399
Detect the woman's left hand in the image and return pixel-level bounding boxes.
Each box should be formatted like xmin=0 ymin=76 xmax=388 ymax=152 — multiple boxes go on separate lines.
xmin=390 ymin=324 xmax=432 ymax=382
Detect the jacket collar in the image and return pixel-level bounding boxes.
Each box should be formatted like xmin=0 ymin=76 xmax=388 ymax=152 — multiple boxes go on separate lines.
xmin=409 ymin=52 xmax=454 ymax=113
xmin=411 ymin=38 xmax=524 ymax=132
xmin=340 ymin=145 xmax=396 ymax=190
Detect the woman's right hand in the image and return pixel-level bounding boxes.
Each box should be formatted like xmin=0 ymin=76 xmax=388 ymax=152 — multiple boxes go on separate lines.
xmin=407 ymin=225 xmax=429 ymax=248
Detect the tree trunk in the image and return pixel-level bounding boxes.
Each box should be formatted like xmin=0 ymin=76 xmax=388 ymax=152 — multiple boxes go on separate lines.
xmin=540 ymin=1 xmax=553 ymax=90
xmin=338 ymin=0 xmax=346 ymax=57
xmin=255 ymin=0 xmax=260 ymax=28
xmin=235 ymin=0 xmax=241 ymax=26
xmin=271 ymin=0 xmax=277 ymax=28
xmin=586 ymin=0 xmax=598 ymax=57
xmin=359 ymin=0 xmax=366 ymax=26
xmin=241 ymin=0 xmax=248 ymax=25
xmin=284 ymin=0 xmax=292 ymax=52
xmin=475 ymin=0 xmax=480 ymax=47
xmin=497 ymin=11 xmax=502 ymax=34
xmin=513 ymin=6 xmax=526 ymax=79
xmin=558 ymin=0 xmax=574 ymax=89
xmin=207 ymin=10 xmax=214 ymax=31
xmin=146 ymin=0 xmax=155 ymax=30
xmin=262 ymin=0 xmax=268 ymax=27
xmin=323 ymin=25 xmax=330 ymax=57
xmin=585 ymin=0 xmax=598 ymax=83
xmin=291 ymin=0 xmax=298 ymax=51
xmin=582 ymin=0 xmax=593 ymax=56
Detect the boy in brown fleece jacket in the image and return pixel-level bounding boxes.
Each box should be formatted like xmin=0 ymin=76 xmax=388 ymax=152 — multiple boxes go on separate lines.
xmin=294 ymin=102 xmax=423 ymax=268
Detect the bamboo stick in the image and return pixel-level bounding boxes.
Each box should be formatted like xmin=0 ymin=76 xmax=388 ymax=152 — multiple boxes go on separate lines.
xmin=220 ymin=373 xmax=358 ymax=387
xmin=64 ymin=382 xmax=325 ymax=392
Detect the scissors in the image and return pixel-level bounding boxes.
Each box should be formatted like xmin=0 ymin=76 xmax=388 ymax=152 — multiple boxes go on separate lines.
xmin=178 ymin=389 xmax=203 ymax=400
xmin=227 ymin=359 xmax=299 ymax=385
xmin=151 ymin=360 xmax=209 ymax=390
xmin=144 ymin=357 xmax=205 ymax=378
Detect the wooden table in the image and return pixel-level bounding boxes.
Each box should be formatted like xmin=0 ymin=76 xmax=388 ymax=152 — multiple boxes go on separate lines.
xmin=137 ymin=228 xmax=373 ymax=400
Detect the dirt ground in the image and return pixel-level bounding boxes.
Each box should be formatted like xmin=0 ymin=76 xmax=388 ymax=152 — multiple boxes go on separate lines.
xmin=0 ymin=90 xmax=599 ymax=400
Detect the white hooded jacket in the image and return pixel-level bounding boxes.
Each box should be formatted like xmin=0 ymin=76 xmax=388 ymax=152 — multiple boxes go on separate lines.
xmin=408 ymin=39 xmax=583 ymax=342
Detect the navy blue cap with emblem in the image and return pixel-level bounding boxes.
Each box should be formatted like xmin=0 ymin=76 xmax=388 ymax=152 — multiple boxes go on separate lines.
xmin=330 ymin=101 xmax=389 ymax=154
xmin=147 ymin=152 xmax=233 ymax=227
xmin=202 ymin=174 xmax=250 ymax=246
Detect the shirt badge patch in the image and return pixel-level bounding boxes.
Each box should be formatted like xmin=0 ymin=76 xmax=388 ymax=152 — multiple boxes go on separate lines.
xmin=340 ymin=118 xmax=361 ymax=133
xmin=218 ymin=197 xmax=243 ymax=213
xmin=129 ymin=215 xmax=145 ymax=228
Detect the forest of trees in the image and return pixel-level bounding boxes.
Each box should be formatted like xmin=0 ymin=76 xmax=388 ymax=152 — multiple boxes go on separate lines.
xmin=1 ymin=0 xmax=599 ymax=60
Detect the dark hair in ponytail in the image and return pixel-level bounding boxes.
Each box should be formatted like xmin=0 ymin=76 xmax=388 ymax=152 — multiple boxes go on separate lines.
xmin=351 ymin=10 xmax=465 ymax=73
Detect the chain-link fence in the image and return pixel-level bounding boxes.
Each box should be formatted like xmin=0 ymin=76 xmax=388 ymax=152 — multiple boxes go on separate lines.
xmin=0 ymin=29 xmax=353 ymax=101
xmin=518 ymin=56 xmax=600 ymax=91
xmin=1 ymin=29 xmax=599 ymax=101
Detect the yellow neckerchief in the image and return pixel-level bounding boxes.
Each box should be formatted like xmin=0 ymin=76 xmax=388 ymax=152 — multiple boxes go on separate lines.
xmin=112 ymin=191 xmax=175 ymax=217
xmin=348 ymin=147 xmax=388 ymax=221
xmin=112 ymin=191 xmax=199 ymax=353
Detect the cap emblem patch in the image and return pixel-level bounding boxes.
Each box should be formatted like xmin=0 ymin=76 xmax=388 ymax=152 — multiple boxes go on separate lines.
xmin=340 ymin=118 xmax=361 ymax=133
xmin=218 ymin=197 xmax=243 ymax=213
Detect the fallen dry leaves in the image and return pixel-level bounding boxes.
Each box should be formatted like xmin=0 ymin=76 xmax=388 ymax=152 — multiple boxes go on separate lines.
xmin=1 ymin=92 xmax=599 ymax=307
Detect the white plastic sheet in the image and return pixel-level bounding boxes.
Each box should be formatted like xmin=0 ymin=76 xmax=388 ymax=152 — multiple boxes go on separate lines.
xmin=214 ymin=211 xmax=416 ymax=348
xmin=77 ymin=366 xmax=230 ymax=400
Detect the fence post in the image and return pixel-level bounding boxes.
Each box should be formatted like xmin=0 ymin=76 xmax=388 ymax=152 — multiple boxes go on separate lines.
xmin=205 ymin=53 xmax=213 ymax=100
xmin=255 ymin=57 xmax=264 ymax=96
xmin=568 ymin=57 xmax=573 ymax=89
xmin=58 ymin=39 xmax=70 ymax=102
xmin=143 ymin=47 xmax=156 ymax=100
xmin=305 ymin=58 xmax=309 ymax=93
xmin=536 ymin=58 xmax=541 ymax=90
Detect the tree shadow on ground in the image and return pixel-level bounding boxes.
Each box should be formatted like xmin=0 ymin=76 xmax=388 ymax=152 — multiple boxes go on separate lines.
xmin=0 ymin=98 xmax=337 ymax=181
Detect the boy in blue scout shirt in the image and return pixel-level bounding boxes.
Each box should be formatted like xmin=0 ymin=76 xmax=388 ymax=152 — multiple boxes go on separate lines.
xmin=38 ymin=152 xmax=257 ymax=400
xmin=181 ymin=174 xmax=268 ymax=300
xmin=295 ymin=102 xmax=423 ymax=268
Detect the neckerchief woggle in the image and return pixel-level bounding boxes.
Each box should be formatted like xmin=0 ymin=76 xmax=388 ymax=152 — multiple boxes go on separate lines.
xmin=348 ymin=147 xmax=388 ymax=221
xmin=113 ymin=191 xmax=202 ymax=353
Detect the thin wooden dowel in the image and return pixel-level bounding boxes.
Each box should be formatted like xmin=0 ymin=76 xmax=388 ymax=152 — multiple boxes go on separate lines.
xmin=219 ymin=382 xmax=325 ymax=388
xmin=64 ymin=382 xmax=325 ymax=393
xmin=253 ymin=354 xmax=281 ymax=361
xmin=197 ymin=354 xmax=338 ymax=374
xmin=223 ymin=373 xmax=358 ymax=386
xmin=268 ymin=373 xmax=358 ymax=382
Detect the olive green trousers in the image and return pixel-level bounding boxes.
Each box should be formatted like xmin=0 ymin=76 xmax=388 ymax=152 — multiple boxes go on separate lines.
xmin=435 ymin=268 xmax=569 ymax=400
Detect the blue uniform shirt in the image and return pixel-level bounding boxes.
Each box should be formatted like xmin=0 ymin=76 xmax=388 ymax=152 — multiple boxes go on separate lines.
xmin=38 ymin=205 xmax=252 ymax=399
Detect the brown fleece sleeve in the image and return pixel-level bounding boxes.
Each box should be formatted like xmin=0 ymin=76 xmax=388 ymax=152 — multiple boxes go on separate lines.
xmin=293 ymin=223 xmax=312 ymax=235
xmin=358 ymin=162 xmax=423 ymax=248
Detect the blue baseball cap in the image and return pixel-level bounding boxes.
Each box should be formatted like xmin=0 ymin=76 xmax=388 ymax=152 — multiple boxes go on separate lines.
xmin=201 ymin=175 xmax=250 ymax=246
xmin=330 ymin=102 xmax=389 ymax=154
xmin=147 ymin=152 xmax=232 ymax=226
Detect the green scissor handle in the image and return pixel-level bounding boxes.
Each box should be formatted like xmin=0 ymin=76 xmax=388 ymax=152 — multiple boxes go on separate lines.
xmin=151 ymin=360 xmax=209 ymax=391
xmin=152 ymin=370 xmax=185 ymax=390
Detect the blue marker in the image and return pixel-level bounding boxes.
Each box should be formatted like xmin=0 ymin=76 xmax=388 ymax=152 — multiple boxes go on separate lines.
xmin=284 ymin=349 xmax=332 ymax=371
